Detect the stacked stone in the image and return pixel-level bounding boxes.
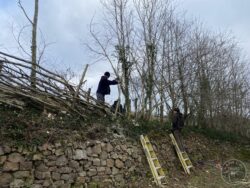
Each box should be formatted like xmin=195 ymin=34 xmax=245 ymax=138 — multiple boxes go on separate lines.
xmin=0 ymin=138 xmax=143 ymax=187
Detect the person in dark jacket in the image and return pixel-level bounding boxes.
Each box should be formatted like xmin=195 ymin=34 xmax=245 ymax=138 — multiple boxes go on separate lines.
xmin=172 ymin=107 xmax=184 ymax=132
xmin=96 ymin=72 xmax=118 ymax=103
xmin=172 ymin=107 xmax=185 ymax=151
xmin=110 ymin=100 xmax=126 ymax=114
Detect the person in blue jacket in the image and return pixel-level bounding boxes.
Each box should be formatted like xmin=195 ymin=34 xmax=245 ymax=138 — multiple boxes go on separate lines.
xmin=96 ymin=72 xmax=118 ymax=103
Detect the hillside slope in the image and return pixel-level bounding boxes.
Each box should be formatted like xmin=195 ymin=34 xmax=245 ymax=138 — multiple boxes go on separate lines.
xmin=0 ymin=108 xmax=250 ymax=187
xmin=146 ymin=131 xmax=250 ymax=188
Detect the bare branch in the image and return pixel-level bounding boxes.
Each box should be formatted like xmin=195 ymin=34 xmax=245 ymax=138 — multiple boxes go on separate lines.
xmin=18 ymin=0 xmax=33 ymax=24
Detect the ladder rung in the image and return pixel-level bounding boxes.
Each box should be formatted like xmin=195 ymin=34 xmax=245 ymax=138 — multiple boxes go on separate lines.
xmin=155 ymin=166 xmax=161 ymax=170
xmin=158 ymin=176 xmax=165 ymax=180
xmin=186 ymin=166 xmax=193 ymax=169
xmin=151 ymin=158 xmax=158 ymax=161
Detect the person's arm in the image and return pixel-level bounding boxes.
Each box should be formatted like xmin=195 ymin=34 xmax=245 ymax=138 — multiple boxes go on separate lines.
xmin=107 ymin=79 xmax=118 ymax=85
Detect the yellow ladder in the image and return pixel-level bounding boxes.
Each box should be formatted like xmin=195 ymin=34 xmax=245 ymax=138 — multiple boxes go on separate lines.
xmin=140 ymin=135 xmax=167 ymax=187
xmin=169 ymin=133 xmax=193 ymax=174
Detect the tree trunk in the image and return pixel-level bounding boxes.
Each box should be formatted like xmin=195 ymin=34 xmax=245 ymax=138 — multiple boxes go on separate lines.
xmin=30 ymin=0 xmax=39 ymax=89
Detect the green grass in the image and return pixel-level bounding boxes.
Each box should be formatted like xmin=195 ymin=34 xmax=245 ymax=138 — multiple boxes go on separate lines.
xmin=123 ymin=119 xmax=171 ymax=138
xmin=183 ymin=126 xmax=249 ymax=144
xmin=1 ymin=105 xmax=249 ymax=147
xmin=123 ymin=117 xmax=249 ymax=146
xmin=239 ymin=148 xmax=250 ymax=161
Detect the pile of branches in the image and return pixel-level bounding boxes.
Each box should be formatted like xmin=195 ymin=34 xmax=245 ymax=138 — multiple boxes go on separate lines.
xmin=0 ymin=51 xmax=112 ymax=119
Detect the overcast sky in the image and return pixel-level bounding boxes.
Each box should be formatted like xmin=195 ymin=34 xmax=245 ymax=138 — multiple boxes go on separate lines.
xmin=178 ymin=0 xmax=250 ymax=56
xmin=1 ymin=0 xmax=250 ymax=103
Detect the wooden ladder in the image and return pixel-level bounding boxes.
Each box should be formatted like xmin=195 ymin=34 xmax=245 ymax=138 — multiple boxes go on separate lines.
xmin=140 ymin=135 xmax=167 ymax=187
xmin=169 ymin=133 xmax=193 ymax=174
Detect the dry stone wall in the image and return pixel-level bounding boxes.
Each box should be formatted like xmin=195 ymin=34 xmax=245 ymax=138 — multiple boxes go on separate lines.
xmin=0 ymin=137 xmax=145 ymax=188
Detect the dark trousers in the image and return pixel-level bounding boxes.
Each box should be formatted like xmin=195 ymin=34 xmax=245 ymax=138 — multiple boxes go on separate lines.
xmin=96 ymin=93 xmax=105 ymax=103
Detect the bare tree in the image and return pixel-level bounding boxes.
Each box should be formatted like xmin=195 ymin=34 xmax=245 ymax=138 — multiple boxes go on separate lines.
xmin=88 ymin=0 xmax=250 ymax=137
xmin=133 ymin=0 xmax=169 ymax=119
xmin=88 ymin=0 xmax=134 ymax=115
xmin=18 ymin=0 xmax=39 ymax=89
